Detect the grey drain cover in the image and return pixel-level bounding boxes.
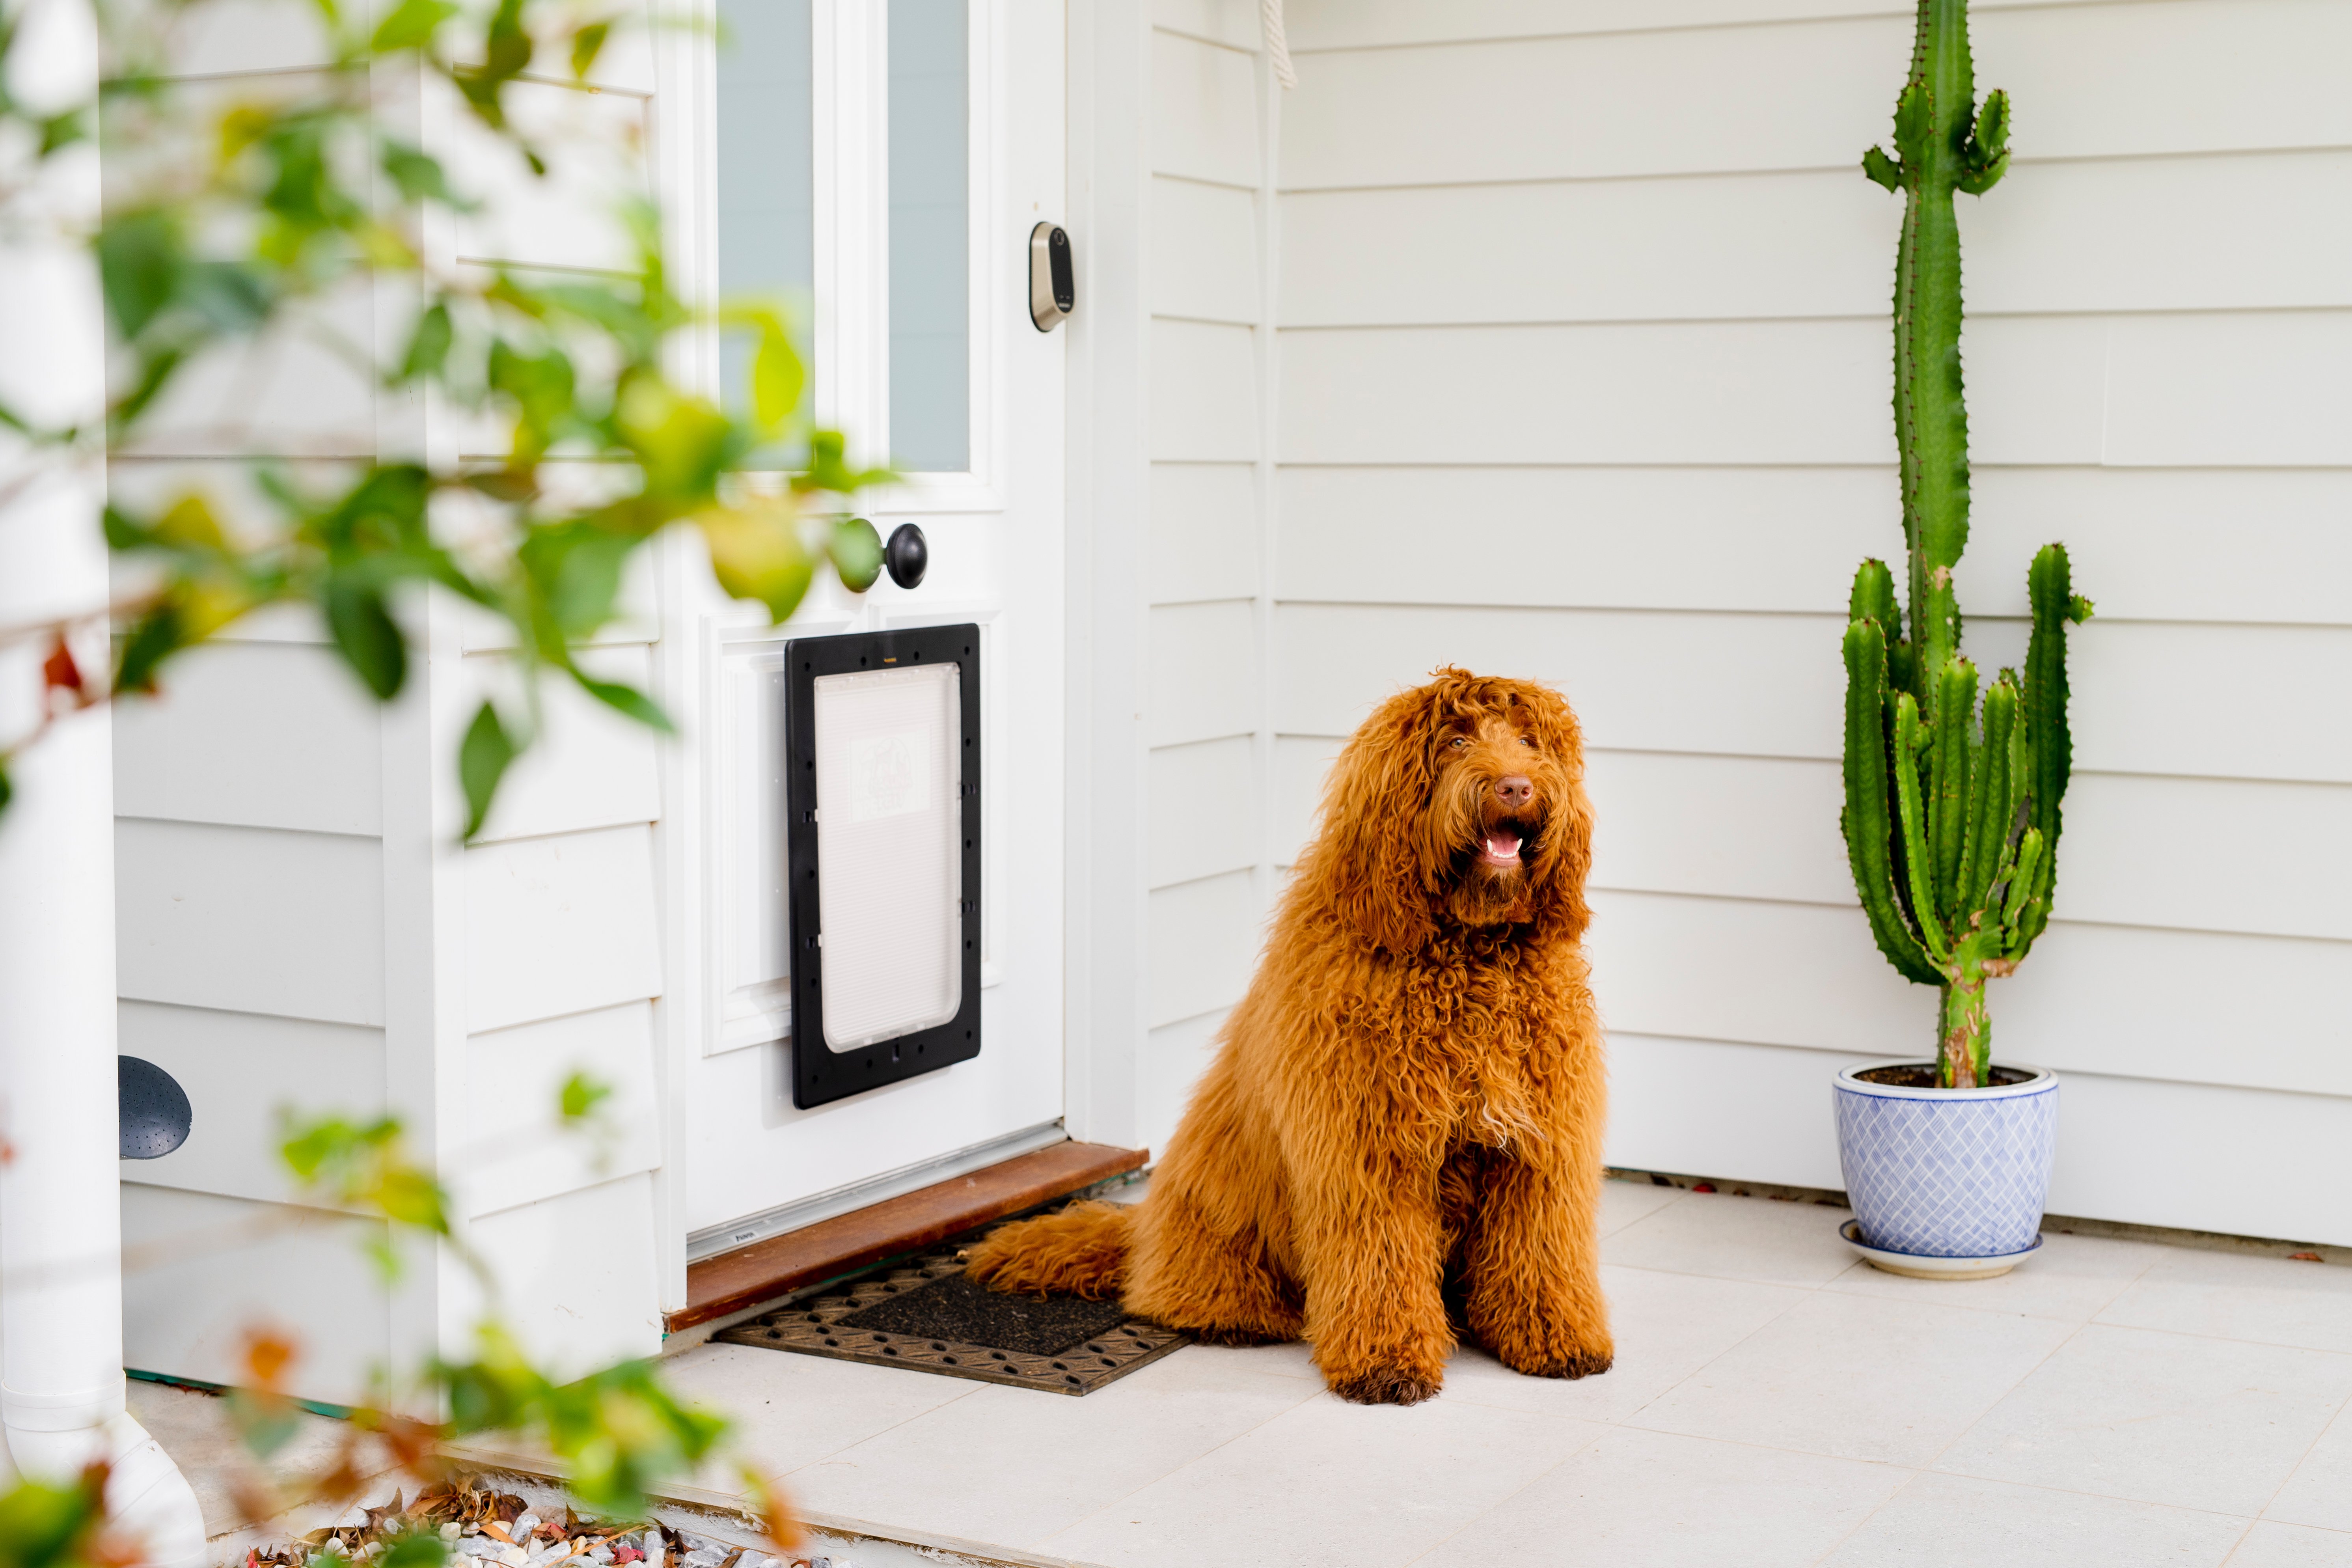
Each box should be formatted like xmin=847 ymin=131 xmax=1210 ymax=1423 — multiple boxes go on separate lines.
xmin=717 ymin=1245 xmax=1185 ymax=1396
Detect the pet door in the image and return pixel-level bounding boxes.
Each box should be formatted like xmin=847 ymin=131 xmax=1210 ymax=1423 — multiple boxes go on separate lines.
xmin=783 ymin=625 xmax=982 ymax=1107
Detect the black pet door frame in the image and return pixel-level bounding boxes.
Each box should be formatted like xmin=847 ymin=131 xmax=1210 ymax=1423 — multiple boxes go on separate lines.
xmin=783 ymin=624 xmax=982 ymax=1108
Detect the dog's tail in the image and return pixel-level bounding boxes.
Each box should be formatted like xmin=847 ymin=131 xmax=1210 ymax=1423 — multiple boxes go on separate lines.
xmin=964 ymin=1199 xmax=1131 ymax=1301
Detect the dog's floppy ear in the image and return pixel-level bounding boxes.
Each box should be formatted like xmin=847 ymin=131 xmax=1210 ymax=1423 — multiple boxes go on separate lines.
xmin=1525 ymin=688 xmax=1596 ymax=943
xmin=1310 ymin=683 xmax=1446 ymax=955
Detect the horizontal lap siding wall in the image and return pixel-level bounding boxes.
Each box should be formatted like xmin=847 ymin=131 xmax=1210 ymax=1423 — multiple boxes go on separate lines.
xmin=1276 ymin=0 xmax=2352 ymax=1244
xmin=1139 ymin=3 xmax=1275 ymax=1158
xmin=108 ymin=13 xmax=668 ymax=1403
xmin=112 ymin=638 xmax=397 ymax=1403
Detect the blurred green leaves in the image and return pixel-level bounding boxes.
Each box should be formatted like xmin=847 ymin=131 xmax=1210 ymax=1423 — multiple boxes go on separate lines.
xmin=0 ymin=1470 xmax=112 ymax=1568
xmin=0 ymin=0 xmax=895 ymax=838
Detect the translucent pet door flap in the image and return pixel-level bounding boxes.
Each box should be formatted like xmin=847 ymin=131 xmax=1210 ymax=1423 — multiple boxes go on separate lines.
xmin=812 ymin=664 xmax=962 ymax=1051
xmin=784 ymin=623 xmax=981 ymax=1108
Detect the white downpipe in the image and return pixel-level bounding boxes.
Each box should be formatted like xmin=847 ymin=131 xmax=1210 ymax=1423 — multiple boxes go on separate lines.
xmin=0 ymin=0 xmax=208 ymax=1561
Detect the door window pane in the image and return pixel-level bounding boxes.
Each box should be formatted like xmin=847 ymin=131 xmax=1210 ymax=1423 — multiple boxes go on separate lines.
xmin=888 ymin=0 xmax=969 ymax=472
xmin=717 ymin=0 xmax=814 ymax=459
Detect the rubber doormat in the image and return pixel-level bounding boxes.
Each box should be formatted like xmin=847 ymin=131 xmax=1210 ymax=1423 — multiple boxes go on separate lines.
xmin=715 ymin=1244 xmax=1185 ymax=1396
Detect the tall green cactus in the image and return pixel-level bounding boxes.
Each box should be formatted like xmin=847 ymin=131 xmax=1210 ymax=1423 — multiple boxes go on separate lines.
xmin=1841 ymin=0 xmax=2093 ymax=1089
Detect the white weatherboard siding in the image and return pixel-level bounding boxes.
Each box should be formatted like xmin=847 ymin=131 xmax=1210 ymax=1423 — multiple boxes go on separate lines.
xmin=1139 ymin=0 xmax=1277 ymax=1161
xmin=112 ymin=633 xmax=399 ymax=1404
xmin=1266 ymin=0 xmax=2352 ymax=1245
xmin=108 ymin=6 xmax=667 ymax=1405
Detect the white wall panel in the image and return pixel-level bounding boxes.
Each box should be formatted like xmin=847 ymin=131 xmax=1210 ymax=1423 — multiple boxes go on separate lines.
xmin=1588 ymin=889 xmax=1935 ymax=1057
xmin=1283 ymin=173 xmax=1893 ymax=328
xmin=2103 ymin=311 xmax=2352 ymax=469
xmin=1272 ymin=733 xmax=1341 ymax=865
xmin=149 ymin=0 xmax=655 ymax=88
xmin=1141 ymin=1008 xmax=1228 ymax=1162
xmin=1968 ymin=151 xmax=2352 ymax=317
xmin=1607 ymin=1035 xmax=2352 ymax=1248
xmin=1590 ymin=888 xmax=2352 ymax=1104
xmin=121 ymin=1184 xmax=388 ymax=1408
xmin=464 ymin=1001 xmax=662 ymax=1219
xmin=1287 ymin=0 xmax=2071 ymax=50
xmin=1282 ymin=154 xmax=2352 ymax=329
xmin=1280 ymin=319 xmax=1885 ymax=466
xmin=152 ymin=4 xmax=333 ymax=74
xmin=117 ymin=1002 xmax=384 ymax=1205
xmin=464 ymin=825 xmax=662 ymax=1033
xmin=1278 ymin=315 xmax=2132 ymax=468
xmin=467 ymin=645 xmax=663 ymax=843
xmin=1147 ymin=868 xmax=1260 ymax=1028
xmin=1605 ymin=1033 xmax=1874 ymax=1192
xmin=1151 ymin=176 xmax=1261 ymax=324
xmin=1998 ymin=922 xmax=2352 ymax=1101
xmin=116 ymin=642 xmax=382 ymax=835
xmin=2070 ymin=622 xmax=2352 ymax=784
xmin=1977 ymin=0 xmax=2352 ymax=164
xmin=1149 ymin=600 xmax=1259 ymax=747
xmin=1154 ymin=0 xmax=1258 ymax=50
xmin=1276 ymin=464 xmax=1887 ymax=615
xmin=1586 ymin=751 xmax=1851 ymax=909
xmin=1284 ymin=463 xmax=2352 ymax=628
xmin=562 ymin=0 xmax=659 ymax=93
xmin=1151 ymin=462 xmax=1259 ymax=604
xmin=1282 ymin=17 xmax=1906 ymax=190
xmin=1283 ymin=1 xmax=2352 ymax=190
xmin=1148 ymin=735 xmax=1257 ymax=889
xmin=2040 ymin=1070 xmax=2352 ymax=1248
xmin=116 ymin=820 xmax=384 ymax=1026
xmin=1150 ymin=319 xmax=1260 ymax=461
xmin=122 ymin=283 xmax=377 ymax=459
xmin=2055 ymin=774 xmax=2352 ymax=942
xmin=1275 ymin=602 xmax=1844 ymax=761
xmin=1584 ymin=754 xmax=2352 ymax=945
xmin=1150 ymin=30 xmax=1260 ymax=188
xmin=1964 ymin=468 xmax=2352 ymax=628
xmin=461 ymin=1173 xmax=663 ymax=1377
xmin=447 ymin=79 xmax=649 ymax=274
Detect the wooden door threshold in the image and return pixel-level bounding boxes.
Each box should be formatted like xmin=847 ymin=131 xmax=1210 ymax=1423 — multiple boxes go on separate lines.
xmin=668 ymin=1139 xmax=1146 ymax=1335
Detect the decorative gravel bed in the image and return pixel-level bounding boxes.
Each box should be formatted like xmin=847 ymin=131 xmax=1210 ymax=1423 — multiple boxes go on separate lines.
xmin=237 ymin=1479 xmax=848 ymax=1568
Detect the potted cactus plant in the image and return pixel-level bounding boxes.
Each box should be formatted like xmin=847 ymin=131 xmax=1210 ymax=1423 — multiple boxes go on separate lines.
xmin=1832 ymin=0 xmax=2094 ymax=1278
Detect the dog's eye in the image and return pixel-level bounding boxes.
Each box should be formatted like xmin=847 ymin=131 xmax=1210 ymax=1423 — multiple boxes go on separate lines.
xmin=1450 ymin=737 xmax=1467 ymax=748
xmin=1519 ymin=736 xmax=1536 ymax=748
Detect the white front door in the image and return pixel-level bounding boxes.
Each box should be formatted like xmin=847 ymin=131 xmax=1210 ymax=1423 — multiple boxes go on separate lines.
xmin=657 ymin=0 xmax=1067 ymax=1280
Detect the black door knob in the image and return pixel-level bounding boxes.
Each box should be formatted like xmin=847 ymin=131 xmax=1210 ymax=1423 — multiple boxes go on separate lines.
xmin=886 ymin=523 xmax=928 ymax=589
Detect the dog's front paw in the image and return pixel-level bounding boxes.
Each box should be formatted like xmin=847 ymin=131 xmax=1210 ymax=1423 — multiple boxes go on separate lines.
xmin=1328 ymin=1366 xmax=1443 ymax=1406
xmin=1509 ymin=1346 xmax=1612 ymax=1381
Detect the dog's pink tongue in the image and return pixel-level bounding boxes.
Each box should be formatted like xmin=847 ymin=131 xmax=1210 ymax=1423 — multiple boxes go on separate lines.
xmin=1485 ymin=834 xmax=1522 ymax=860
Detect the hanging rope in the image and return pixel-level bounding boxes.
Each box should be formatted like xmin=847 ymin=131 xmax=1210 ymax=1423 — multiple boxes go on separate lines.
xmin=1260 ymin=0 xmax=1297 ymax=88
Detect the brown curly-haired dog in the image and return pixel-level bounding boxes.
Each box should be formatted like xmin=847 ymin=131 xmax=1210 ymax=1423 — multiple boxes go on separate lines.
xmin=968 ymin=667 xmax=1610 ymax=1405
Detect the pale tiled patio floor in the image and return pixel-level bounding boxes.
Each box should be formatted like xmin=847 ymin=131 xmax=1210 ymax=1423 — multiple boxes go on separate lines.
xmin=650 ymin=1179 xmax=2352 ymax=1568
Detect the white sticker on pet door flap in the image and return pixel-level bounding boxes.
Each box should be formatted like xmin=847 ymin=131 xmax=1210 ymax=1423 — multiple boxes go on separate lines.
xmin=812 ymin=662 xmax=962 ymax=1052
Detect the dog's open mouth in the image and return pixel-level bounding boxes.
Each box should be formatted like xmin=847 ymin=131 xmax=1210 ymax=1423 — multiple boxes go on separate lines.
xmin=1477 ymin=832 xmax=1524 ymax=868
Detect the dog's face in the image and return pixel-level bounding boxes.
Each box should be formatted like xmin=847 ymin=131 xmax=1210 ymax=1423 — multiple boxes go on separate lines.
xmin=1310 ymin=667 xmax=1593 ymax=954
xmin=1420 ymin=700 xmax=1580 ymax=930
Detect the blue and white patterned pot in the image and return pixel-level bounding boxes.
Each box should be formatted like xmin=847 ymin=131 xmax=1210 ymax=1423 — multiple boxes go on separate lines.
xmin=1833 ymin=1061 xmax=2059 ymax=1262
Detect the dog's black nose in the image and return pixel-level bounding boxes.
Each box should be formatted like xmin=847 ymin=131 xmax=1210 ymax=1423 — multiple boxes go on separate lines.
xmin=1495 ymin=775 xmax=1534 ymax=809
